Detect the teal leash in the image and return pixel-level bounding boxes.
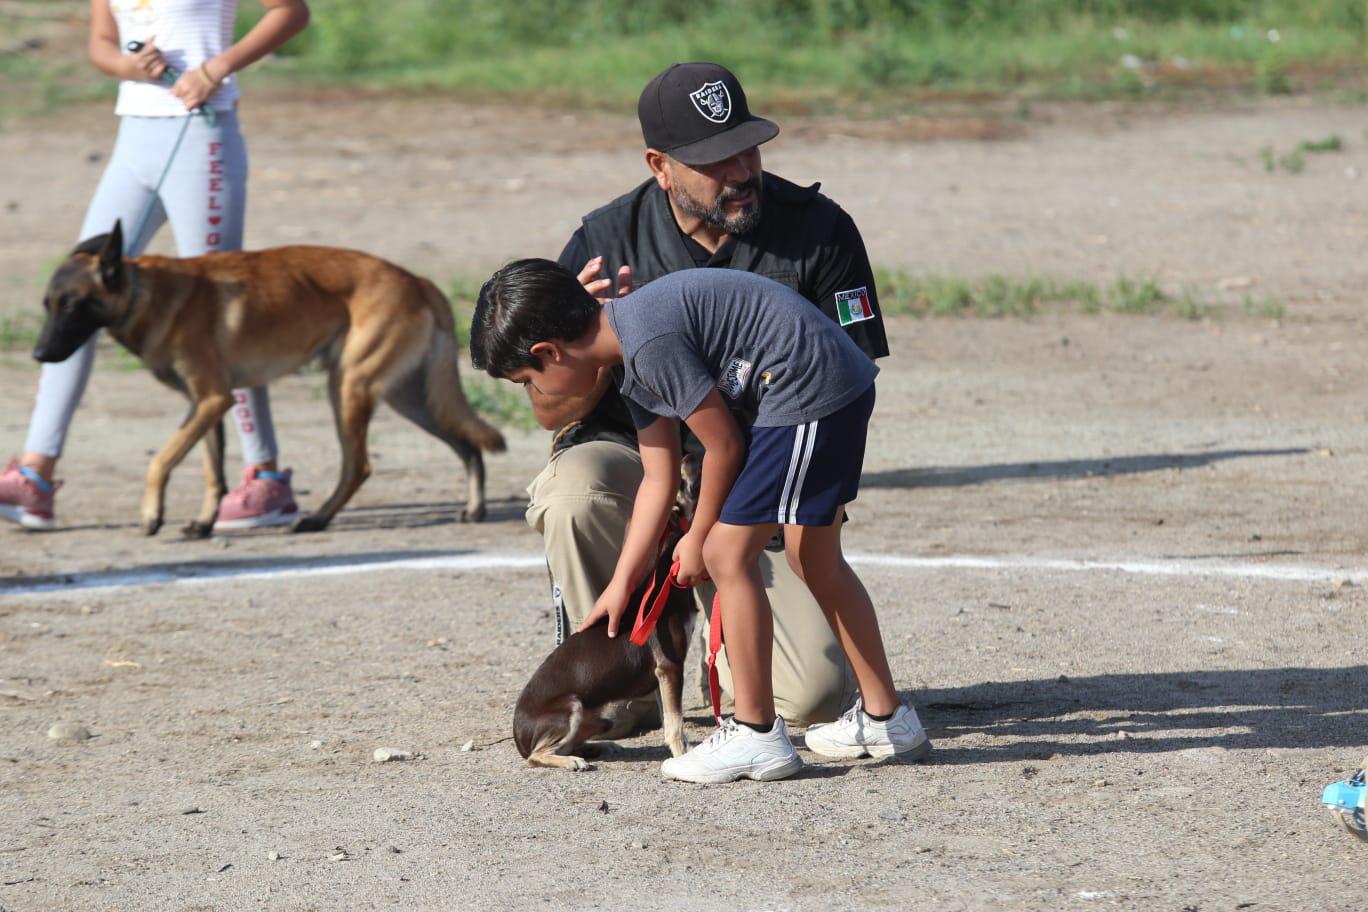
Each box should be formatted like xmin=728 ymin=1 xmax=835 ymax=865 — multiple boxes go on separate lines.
xmin=124 ymin=40 xmax=219 ymax=252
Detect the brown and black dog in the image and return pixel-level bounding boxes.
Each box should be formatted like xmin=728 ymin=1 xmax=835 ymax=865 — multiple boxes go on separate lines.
xmin=33 ymin=220 xmax=505 ymax=536
xmin=513 ymin=456 xmax=701 ymax=770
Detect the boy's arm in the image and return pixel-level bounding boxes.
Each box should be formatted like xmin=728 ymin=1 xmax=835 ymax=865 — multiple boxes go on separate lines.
xmin=578 ymin=415 xmax=681 ymax=637
xmin=675 ymin=390 xmax=746 ymax=585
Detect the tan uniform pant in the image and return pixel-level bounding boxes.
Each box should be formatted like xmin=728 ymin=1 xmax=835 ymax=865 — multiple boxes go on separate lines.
xmin=525 ymin=440 xmax=856 ymax=727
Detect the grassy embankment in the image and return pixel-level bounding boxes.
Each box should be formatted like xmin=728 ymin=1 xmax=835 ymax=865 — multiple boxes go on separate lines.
xmin=2 ymin=0 xmax=1365 ymax=115
xmin=265 ymin=0 xmax=1365 ymax=106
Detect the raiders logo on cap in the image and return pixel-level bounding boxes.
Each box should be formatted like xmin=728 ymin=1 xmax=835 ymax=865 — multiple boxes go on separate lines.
xmin=689 ymin=81 xmax=732 ymax=124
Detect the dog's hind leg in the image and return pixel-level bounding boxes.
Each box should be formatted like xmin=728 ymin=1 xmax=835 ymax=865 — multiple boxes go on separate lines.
xmin=526 ymin=698 xmax=611 ymax=771
xmin=382 ymin=370 xmax=488 ymax=522
xmin=293 ymin=369 xmax=375 ymax=533
xmin=527 ymin=750 xmax=593 ymax=771
xmin=183 ymin=418 xmax=227 ymax=539
xmin=143 ymin=390 xmax=234 ymax=536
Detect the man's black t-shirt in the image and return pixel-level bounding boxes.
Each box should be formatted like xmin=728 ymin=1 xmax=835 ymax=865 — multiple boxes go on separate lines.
xmin=554 ymin=172 xmax=888 ymax=452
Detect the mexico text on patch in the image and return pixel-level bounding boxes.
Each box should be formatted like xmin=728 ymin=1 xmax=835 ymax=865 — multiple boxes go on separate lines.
xmin=835 ymin=287 xmax=875 ymax=326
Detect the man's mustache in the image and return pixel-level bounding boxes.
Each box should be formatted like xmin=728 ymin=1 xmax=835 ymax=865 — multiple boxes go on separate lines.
xmin=718 ymin=178 xmax=760 ymax=203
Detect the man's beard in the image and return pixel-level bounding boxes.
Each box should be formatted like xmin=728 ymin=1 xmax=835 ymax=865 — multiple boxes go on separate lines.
xmin=670 ymin=176 xmax=763 ymax=236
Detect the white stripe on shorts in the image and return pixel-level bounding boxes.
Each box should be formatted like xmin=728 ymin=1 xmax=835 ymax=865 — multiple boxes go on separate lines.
xmin=778 ymin=419 xmax=819 ymax=524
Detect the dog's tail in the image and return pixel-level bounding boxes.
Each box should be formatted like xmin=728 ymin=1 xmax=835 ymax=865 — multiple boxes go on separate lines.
xmin=420 ymin=279 xmax=507 ymax=453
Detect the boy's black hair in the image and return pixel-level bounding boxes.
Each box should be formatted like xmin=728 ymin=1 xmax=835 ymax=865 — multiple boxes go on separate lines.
xmin=470 ymin=258 xmax=602 ymax=378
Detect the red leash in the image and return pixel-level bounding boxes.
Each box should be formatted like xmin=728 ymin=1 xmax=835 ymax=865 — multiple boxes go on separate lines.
xmin=705 ymin=592 xmax=724 ymax=724
xmin=628 ymin=559 xmax=687 ymax=646
xmin=627 ymin=520 xmax=687 ymax=646
xmin=628 ymin=551 xmax=727 ymax=726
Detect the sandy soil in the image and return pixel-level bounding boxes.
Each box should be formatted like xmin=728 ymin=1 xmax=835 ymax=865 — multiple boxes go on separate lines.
xmin=2 ymin=84 xmax=1368 ymax=911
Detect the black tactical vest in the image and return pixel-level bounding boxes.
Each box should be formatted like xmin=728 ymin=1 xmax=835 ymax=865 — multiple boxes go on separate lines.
xmin=580 ymin=171 xmax=825 ymax=305
xmin=560 ymin=172 xmax=861 ymax=452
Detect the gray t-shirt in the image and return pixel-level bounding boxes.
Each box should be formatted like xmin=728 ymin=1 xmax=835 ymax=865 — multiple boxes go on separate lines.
xmin=604 ymin=269 xmax=879 ymax=430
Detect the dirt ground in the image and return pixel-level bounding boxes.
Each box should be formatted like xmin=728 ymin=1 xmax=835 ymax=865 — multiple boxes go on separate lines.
xmin=2 ymin=85 xmax=1368 ymax=911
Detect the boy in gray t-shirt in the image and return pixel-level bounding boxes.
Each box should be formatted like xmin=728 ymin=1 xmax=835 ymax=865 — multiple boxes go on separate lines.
xmin=605 ymin=269 xmax=878 ymax=433
xmin=472 ymin=259 xmax=930 ymax=784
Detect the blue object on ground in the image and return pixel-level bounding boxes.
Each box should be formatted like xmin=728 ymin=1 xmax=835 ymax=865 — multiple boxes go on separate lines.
xmin=1322 ymin=768 xmax=1367 ymax=842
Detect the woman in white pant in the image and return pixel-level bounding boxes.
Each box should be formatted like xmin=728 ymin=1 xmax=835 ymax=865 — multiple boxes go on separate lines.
xmin=0 ymin=0 xmax=309 ymax=531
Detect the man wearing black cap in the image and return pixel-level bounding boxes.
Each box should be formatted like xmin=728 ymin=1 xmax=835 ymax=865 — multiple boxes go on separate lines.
xmin=524 ymin=62 xmax=889 ymax=732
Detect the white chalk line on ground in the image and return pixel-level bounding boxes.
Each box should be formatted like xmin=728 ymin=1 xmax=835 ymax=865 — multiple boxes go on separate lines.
xmin=2 ymin=550 xmax=1364 ymax=599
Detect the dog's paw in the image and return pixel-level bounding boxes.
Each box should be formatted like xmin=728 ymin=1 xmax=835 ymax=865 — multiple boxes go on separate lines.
xmin=568 ymin=756 xmax=593 ymax=771
xmin=182 ymin=520 xmax=214 ymax=539
xmin=290 ymin=514 xmax=329 ymax=534
xmin=141 ymin=515 xmax=163 ymax=536
xmin=576 ymin=743 xmax=612 ymax=760
xmin=461 ymin=504 xmax=487 ymax=524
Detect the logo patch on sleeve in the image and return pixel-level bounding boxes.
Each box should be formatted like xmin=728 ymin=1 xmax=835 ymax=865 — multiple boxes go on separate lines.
xmin=718 ymin=357 xmax=753 ymax=400
xmin=835 ymin=287 xmax=875 ymax=326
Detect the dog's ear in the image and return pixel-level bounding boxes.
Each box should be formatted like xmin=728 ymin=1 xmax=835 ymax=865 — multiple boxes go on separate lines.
xmin=72 ymin=233 xmax=108 ymax=256
xmin=97 ymin=221 xmax=125 ymax=292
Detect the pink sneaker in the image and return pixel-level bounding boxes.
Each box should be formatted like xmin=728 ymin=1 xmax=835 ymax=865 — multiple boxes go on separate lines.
xmin=214 ymin=466 xmax=300 ymax=531
xmin=0 ymin=458 xmax=58 ymax=530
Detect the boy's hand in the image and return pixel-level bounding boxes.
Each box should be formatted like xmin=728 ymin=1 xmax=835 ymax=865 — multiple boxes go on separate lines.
xmin=580 ymin=579 xmax=633 ymax=637
xmin=672 ymin=530 xmax=709 ymax=587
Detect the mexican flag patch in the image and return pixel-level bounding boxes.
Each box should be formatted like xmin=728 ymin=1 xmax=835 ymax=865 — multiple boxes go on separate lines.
xmin=835 ymin=287 xmax=874 ymax=326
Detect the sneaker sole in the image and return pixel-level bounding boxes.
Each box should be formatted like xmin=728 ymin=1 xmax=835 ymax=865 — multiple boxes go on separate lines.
xmin=805 ymin=733 xmax=934 ymax=762
xmin=213 ymin=508 xmax=300 ymax=531
xmin=662 ymin=752 xmax=804 ymax=785
xmin=0 ymin=504 xmax=55 ymax=531
xmin=1329 ymin=806 xmax=1368 ymax=842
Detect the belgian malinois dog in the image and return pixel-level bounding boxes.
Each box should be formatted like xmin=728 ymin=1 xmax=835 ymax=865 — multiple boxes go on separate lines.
xmin=33 ymin=220 xmax=506 ymax=536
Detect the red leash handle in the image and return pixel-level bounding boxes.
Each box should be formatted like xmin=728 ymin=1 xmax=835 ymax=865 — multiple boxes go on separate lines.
xmin=629 ymin=560 xmax=682 ymax=646
xmin=706 ymin=592 xmax=724 ymax=725
xmin=625 ymin=524 xmax=726 ymax=725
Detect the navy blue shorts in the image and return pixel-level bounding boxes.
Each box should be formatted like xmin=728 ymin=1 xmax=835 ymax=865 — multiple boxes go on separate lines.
xmin=720 ymin=383 xmax=876 ymax=527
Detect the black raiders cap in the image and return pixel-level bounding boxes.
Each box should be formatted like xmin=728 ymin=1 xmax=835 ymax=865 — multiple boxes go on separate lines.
xmin=637 ymin=62 xmax=779 ymax=166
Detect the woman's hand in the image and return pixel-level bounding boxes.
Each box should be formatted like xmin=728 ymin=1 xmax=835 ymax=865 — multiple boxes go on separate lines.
xmin=170 ymin=62 xmax=221 ymax=110
xmin=672 ymin=530 xmax=709 ymax=587
xmin=122 ymin=36 xmax=168 ymax=82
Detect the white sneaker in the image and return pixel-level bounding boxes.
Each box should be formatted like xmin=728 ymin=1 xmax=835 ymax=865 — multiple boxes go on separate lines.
xmin=660 ymin=717 xmax=803 ymax=784
xmin=803 ymin=698 xmax=932 ymax=761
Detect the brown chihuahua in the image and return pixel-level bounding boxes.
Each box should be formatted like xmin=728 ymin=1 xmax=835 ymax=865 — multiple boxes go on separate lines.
xmin=513 ymin=454 xmax=700 ymax=770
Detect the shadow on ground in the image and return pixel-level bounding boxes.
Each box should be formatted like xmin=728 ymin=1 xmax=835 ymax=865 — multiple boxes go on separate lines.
xmin=20 ymin=495 xmax=530 ymax=535
xmin=863 ymin=447 xmax=1309 ymax=489
xmin=909 ymin=665 xmax=1368 ymax=764
xmin=330 ymin=496 xmax=529 ymax=529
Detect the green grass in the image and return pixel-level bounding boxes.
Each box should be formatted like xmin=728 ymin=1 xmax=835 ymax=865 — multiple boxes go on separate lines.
xmin=461 ymin=376 xmax=538 ymax=431
xmin=445 ymin=283 xmax=537 ymax=431
xmin=3 ymin=1 xmax=1363 ymax=120
xmin=0 ymin=313 xmax=43 ymax=352
xmin=224 ymin=0 xmax=1365 ymax=105
xmin=874 ymin=270 xmax=1221 ymax=319
xmin=1300 ymin=133 xmax=1344 ymax=152
xmin=0 ymin=52 xmax=116 ymax=119
xmin=1242 ymin=292 xmax=1286 ymax=319
xmin=1260 ymin=133 xmax=1347 ymax=172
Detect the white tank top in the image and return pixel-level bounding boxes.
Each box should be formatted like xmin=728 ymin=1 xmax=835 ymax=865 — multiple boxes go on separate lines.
xmin=110 ymin=0 xmax=240 ymax=116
